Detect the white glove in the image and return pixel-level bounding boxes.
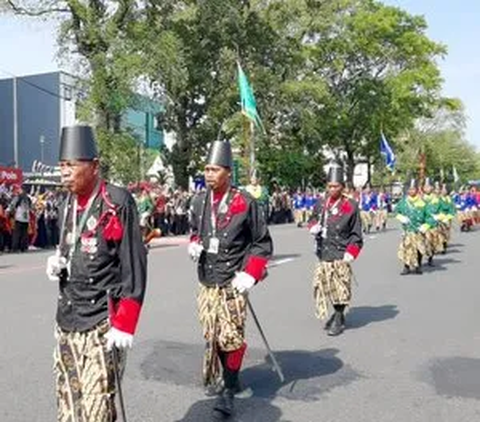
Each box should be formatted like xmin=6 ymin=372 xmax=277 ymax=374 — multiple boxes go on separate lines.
xmin=231 ymin=271 xmax=256 ymax=294
xmin=188 ymin=242 xmax=204 ymax=261
xmin=309 ymin=224 xmax=322 ymax=235
xmin=343 ymin=252 xmax=355 ymax=263
xmin=397 ymin=215 xmax=410 ymax=225
xmin=105 ymin=327 xmax=133 ymax=351
xmin=46 ymin=252 xmax=67 ymax=282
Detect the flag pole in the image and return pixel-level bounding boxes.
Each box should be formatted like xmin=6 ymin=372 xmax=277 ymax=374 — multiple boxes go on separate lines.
xmin=249 ymin=120 xmax=255 ymax=178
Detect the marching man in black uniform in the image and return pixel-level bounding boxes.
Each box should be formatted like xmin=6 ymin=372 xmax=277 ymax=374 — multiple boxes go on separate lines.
xmin=46 ymin=126 xmax=147 ymax=422
xmin=188 ymin=140 xmax=273 ymax=418
xmin=308 ymin=162 xmax=363 ymax=336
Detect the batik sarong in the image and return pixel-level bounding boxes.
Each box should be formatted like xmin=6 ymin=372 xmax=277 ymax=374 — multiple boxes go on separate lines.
xmin=313 ymin=260 xmax=352 ymax=320
xmin=197 ymin=284 xmax=246 ymax=387
xmin=398 ymin=232 xmax=426 ymax=268
xmin=54 ymin=320 xmax=126 ymax=422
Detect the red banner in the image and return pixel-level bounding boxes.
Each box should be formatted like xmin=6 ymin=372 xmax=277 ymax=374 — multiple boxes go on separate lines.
xmin=0 ymin=166 xmax=23 ymax=186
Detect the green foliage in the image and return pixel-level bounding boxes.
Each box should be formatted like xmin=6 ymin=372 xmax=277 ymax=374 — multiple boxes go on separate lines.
xmin=5 ymin=0 xmax=474 ymax=189
xmin=387 ymin=103 xmax=480 ymax=185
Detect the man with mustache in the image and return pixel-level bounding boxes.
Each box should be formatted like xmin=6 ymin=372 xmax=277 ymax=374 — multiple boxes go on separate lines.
xmin=46 ymin=125 xmax=147 ymax=422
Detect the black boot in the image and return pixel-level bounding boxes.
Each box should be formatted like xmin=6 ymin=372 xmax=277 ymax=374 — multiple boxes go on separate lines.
xmin=442 ymin=242 xmax=447 ymax=254
xmin=213 ymin=388 xmax=235 ymax=418
xmin=414 ymin=266 xmax=423 ymax=275
xmin=328 ymin=310 xmax=345 ymax=336
xmin=400 ymin=265 xmax=410 ymax=275
xmin=324 ymin=313 xmax=336 ymax=330
xmin=427 ymin=256 xmax=434 ymax=267
xmin=213 ymin=368 xmax=239 ymax=418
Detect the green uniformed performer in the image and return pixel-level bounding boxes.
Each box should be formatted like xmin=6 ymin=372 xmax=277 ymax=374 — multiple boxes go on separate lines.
xmin=395 ymin=179 xmax=428 ymax=275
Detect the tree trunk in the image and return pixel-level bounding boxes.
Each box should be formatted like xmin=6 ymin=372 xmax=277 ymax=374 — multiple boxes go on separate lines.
xmin=367 ymin=158 xmax=372 ymax=185
xmin=170 ymin=100 xmax=191 ymax=189
xmin=345 ymin=149 xmax=355 ymax=184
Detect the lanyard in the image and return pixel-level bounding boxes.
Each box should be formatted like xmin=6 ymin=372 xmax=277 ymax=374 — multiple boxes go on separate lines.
xmin=210 ymin=188 xmax=231 ymax=237
xmin=70 ymin=182 xmax=101 ymax=257
xmin=321 ymin=196 xmax=342 ymax=235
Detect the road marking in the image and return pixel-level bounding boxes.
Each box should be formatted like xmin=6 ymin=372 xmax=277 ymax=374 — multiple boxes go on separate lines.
xmin=0 ymin=264 xmax=45 ymax=276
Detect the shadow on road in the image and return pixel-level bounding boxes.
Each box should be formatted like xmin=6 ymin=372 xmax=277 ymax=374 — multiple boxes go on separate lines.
xmin=138 ymin=341 xmax=358 ymax=421
xmin=347 ymin=305 xmax=399 ymax=329
xmin=447 ymin=242 xmax=464 ymax=248
xmin=423 ymin=257 xmax=462 ymax=273
xmin=174 ymin=397 xmax=288 ymax=422
xmin=241 ymin=348 xmax=354 ymax=401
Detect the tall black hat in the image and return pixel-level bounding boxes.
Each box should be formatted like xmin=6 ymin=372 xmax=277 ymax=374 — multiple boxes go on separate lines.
xmin=206 ymin=140 xmax=233 ymax=168
xmin=327 ymin=161 xmax=344 ymax=184
xmin=59 ymin=125 xmax=98 ymax=161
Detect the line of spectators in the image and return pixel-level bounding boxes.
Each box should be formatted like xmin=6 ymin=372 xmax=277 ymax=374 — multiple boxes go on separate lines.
xmin=0 ymin=184 xmax=63 ymax=253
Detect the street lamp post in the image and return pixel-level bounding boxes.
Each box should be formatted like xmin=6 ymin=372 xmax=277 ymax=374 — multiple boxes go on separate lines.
xmin=40 ymin=135 xmax=45 ymax=164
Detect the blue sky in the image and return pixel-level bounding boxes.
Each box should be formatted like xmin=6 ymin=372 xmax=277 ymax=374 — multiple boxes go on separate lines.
xmin=1 ymin=1 xmax=479 ymax=145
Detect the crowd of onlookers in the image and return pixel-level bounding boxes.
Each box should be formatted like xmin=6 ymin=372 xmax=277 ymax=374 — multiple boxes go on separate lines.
xmin=0 ymin=179 xmax=332 ymax=253
xmin=0 ymin=184 xmax=63 ymax=253
xmin=129 ymin=182 xmax=193 ymax=238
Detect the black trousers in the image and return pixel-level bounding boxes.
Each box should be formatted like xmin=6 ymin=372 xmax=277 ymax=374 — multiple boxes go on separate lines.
xmin=11 ymin=221 xmax=29 ymax=252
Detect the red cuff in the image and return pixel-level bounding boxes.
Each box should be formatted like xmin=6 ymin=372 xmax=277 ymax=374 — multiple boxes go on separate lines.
xmin=110 ymin=298 xmax=142 ymax=335
xmin=346 ymin=244 xmax=361 ymax=259
xmin=190 ymin=235 xmax=200 ymax=243
xmin=244 ymin=255 xmax=268 ymax=281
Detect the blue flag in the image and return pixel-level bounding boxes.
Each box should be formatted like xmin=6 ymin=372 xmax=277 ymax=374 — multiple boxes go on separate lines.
xmin=380 ymin=132 xmax=396 ymax=172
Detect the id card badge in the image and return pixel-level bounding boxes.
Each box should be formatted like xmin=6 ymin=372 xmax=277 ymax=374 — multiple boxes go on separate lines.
xmin=208 ymin=237 xmax=220 ymax=254
xmin=321 ymin=226 xmax=328 ymax=239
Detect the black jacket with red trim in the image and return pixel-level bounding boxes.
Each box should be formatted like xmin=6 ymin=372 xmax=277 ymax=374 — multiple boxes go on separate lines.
xmin=56 ymin=182 xmax=147 ymax=333
xmin=190 ymin=187 xmax=273 ymax=287
xmin=309 ymin=195 xmax=363 ymax=262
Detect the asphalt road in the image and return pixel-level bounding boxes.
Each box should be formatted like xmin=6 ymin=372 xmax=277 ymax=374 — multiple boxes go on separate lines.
xmin=1 ymin=222 xmax=479 ymax=422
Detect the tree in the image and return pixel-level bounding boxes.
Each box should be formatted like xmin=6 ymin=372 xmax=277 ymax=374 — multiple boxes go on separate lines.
xmin=4 ymin=0 xmax=460 ymax=189
xmin=4 ymin=0 xmax=154 ymax=182
xmin=392 ymin=103 xmax=480 ymax=185
xmin=293 ymin=0 xmax=446 ymax=181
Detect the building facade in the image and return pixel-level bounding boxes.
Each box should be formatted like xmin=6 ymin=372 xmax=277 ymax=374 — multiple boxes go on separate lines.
xmin=0 ymin=71 xmax=77 ymax=171
xmin=0 ymin=71 xmax=164 ymax=172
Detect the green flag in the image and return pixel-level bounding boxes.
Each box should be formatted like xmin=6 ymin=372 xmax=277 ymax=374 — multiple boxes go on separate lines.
xmin=237 ymin=63 xmax=264 ymax=131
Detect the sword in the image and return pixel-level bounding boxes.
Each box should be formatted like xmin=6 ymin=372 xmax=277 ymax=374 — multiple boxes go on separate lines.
xmin=246 ymin=296 xmax=285 ymax=383
xmin=112 ymin=345 xmax=128 ymax=422
xmin=107 ymin=293 xmax=128 ymax=422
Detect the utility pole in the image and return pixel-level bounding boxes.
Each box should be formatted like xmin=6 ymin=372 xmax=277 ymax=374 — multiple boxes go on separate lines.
xmin=13 ymin=77 xmax=18 ymax=168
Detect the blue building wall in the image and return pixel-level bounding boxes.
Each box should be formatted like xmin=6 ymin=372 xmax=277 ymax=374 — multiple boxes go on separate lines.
xmin=0 ymin=72 xmax=61 ymax=171
xmin=0 ymin=72 xmax=165 ymax=173
xmin=0 ymin=79 xmax=15 ymax=167
xmin=18 ymin=73 xmax=61 ymax=169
